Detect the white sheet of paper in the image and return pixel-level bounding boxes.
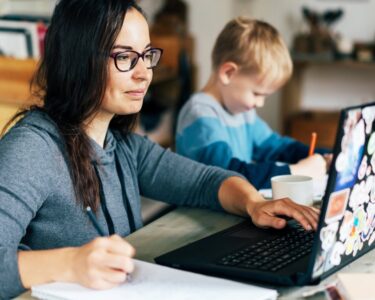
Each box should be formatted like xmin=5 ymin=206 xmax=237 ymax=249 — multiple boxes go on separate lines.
xmin=31 ymin=259 xmax=277 ymax=300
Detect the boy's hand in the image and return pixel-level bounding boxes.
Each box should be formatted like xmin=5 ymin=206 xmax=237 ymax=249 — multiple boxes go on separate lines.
xmin=246 ymin=198 xmax=320 ymax=231
xmin=290 ymin=154 xmax=327 ymax=178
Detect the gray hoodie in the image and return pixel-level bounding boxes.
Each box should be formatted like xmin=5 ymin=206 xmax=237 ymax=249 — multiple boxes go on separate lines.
xmin=0 ymin=110 xmax=237 ymax=299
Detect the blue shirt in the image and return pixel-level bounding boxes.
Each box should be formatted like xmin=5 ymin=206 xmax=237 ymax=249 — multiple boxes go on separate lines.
xmin=176 ymin=93 xmax=328 ymax=189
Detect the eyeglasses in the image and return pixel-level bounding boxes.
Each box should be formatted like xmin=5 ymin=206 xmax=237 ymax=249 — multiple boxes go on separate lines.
xmin=109 ymin=48 xmax=163 ymax=72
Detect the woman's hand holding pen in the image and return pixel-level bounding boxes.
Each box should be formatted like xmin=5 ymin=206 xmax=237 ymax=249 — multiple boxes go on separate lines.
xmin=68 ymin=235 xmax=135 ymax=290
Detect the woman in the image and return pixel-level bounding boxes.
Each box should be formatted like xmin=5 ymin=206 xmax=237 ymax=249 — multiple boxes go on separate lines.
xmin=0 ymin=0 xmax=319 ymax=298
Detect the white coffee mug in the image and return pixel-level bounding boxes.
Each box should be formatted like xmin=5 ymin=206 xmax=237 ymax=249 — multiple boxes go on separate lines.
xmin=271 ymin=175 xmax=314 ymax=206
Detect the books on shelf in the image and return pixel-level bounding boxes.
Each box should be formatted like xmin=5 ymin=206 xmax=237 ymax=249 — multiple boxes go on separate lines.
xmin=0 ymin=14 xmax=49 ymax=59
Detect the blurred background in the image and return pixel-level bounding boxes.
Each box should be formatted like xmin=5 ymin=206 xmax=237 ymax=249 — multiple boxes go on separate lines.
xmin=1 ymin=0 xmax=374 ymax=221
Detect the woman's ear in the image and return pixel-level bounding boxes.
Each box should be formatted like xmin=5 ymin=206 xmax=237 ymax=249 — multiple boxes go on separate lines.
xmin=218 ymin=62 xmax=238 ymax=85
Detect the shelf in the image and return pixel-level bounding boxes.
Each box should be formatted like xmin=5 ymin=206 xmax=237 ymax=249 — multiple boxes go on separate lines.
xmin=292 ymin=58 xmax=375 ymax=69
xmin=286 ymin=111 xmax=340 ymax=149
xmin=281 ymin=57 xmax=375 ymax=148
xmin=0 ymin=33 xmax=193 ymax=146
xmin=0 ymin=56 xmax=38 ymax=105
xmin=0 ymin=56 xmax=179 ymax=105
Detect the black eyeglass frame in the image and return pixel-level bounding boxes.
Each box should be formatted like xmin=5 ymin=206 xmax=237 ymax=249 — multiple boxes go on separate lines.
xmin=109 ymin=47 xmax=163 ymax=72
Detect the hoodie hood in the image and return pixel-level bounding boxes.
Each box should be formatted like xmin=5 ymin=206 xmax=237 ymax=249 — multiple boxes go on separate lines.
xmin=18 ymin=110 xmax=116 ymax=165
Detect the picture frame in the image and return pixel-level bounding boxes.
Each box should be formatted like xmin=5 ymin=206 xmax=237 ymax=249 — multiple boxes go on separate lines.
xmin=0 ymin=19 xmax=42 ymax=58
xmin=0 ymin=26 xmax=32 ymax=58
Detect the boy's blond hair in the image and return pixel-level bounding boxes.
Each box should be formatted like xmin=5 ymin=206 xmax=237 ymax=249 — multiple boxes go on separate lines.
xmin=212 ymin=17 xmax=292 ymax=87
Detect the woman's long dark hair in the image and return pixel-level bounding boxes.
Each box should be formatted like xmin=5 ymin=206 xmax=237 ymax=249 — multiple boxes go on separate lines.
xmin=19 ymin=0 xmax=143 ymax=211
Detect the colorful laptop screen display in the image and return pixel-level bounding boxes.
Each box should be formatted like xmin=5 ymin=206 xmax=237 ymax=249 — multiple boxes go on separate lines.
xmin=313 ymin=104 xmax=375 ymax=278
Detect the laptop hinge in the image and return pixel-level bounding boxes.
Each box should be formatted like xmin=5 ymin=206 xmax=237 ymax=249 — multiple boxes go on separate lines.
xmin=294 ymin=272 xmax=313 ymax=286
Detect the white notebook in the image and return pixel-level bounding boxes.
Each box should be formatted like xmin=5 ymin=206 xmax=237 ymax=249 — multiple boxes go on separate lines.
xmin=32 ymin=259 xmax=277 ymax=300
xmin=336 ymin=273 xmax=375 ymax=300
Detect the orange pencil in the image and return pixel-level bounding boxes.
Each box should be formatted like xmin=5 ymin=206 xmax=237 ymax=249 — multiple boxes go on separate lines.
xmin=308 ymin=132 xmax=317 ymax=156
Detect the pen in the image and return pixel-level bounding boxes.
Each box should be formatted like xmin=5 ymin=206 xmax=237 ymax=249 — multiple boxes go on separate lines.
xmin=86 ymin=206 xmax=106 ymax=236
xmin=308 ymin=132 xmax=317 ymax=156
xmin=301 ymin=280 xmax=337 ymax=298
xmin=86 ymin=206 xmax=133 ymax=282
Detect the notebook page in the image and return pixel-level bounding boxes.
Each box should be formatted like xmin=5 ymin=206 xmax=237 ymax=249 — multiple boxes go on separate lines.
xmin=32 ymin=259 xmax=277 ymax=300
xmin=336 ymin=273 xmax=375 ymax=300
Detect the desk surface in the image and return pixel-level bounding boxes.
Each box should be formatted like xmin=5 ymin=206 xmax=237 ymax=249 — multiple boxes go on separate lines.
xmin=16 ymin=207 xmax=375 ymax=300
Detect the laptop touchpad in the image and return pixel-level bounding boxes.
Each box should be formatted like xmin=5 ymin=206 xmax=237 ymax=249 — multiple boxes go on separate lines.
xmin=226 ymin=225 xmax=275 ymax=240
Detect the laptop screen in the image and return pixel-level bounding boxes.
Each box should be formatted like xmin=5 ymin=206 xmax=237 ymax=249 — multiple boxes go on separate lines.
xmin=312 ymin=102 xmax=375 ymax=279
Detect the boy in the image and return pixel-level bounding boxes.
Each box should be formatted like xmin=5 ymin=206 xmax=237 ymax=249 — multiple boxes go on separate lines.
xmin=176 ymin=18 xmax=330 ymax=189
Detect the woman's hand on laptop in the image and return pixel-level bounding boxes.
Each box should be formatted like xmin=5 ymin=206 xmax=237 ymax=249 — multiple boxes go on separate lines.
xmin=247 ymin=198 xmax=320 ymax=231
xmin=218 ymin=176 xmax=319 ymax=231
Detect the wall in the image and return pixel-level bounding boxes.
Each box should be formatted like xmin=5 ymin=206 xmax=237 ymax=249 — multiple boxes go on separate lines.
xmin=3 ymin=0 xmax=374 ymax=132
xmin=4 ymin=0 xmax=233 ymax=96
xmin=233 ymin=0 xmax=375 ymax=131
xmin=143 ymin=0 xmax=375 ymax=131
xmin=139 ymin=0 xmax=164 ymax=23
xmin=4 ymin=0 xmax=57 ymax=15
xmin=142 ymin=0 xmax=234 ymax=90
xmin=302 ymin=64 xmax=375 ymax=111
xmin=233 ymin=0 xmax=375 ymax=46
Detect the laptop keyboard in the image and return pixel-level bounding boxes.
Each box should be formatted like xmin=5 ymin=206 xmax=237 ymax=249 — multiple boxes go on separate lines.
xmin=217 ymin=226 xmax=314 ymax=272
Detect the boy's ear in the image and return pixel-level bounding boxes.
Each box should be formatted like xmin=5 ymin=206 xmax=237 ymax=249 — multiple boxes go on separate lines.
xmin=218 ymin=62 xmax=238 ymax=85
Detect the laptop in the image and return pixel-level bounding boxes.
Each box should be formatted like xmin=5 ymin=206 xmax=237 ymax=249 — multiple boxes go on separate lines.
xmin=155 ymin=101 xmax=375 ymax=286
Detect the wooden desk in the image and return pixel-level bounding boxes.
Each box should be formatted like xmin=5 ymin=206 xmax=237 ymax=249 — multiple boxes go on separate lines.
xmin=15 ymin=207 xmax=375 ymax=299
